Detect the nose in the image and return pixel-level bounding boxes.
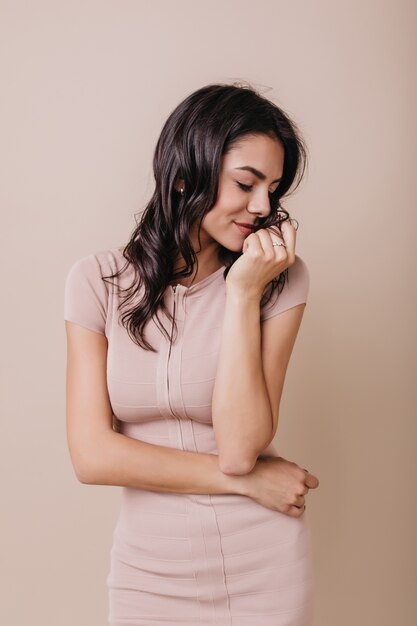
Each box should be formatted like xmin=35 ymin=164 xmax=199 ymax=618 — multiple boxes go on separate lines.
xmin=247 ymin=190 xmax=272 ymax=219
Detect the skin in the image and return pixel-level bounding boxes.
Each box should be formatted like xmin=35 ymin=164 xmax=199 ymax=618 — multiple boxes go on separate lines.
xmin=174 ymin=132 xmax=286 ymax=284
xmin=66 ymin=131 xmax=319 ymax=518
xmin=172 ymin=132 xmax=319 ymax=510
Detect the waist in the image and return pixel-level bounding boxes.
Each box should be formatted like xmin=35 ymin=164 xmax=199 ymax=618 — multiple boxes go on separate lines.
xmin=119 ymin=417 xmax=278 ymax=457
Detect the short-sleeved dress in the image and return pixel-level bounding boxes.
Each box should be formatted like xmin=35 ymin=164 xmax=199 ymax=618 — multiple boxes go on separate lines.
xmin=64 ymin=246 xmax=313 ymax=626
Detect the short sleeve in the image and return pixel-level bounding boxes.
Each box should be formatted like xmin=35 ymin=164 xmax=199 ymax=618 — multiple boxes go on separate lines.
xmin=260 ymin=255 xmax=310 ymax=322
xmin=64 ymin=253 xmax=109 ymax=334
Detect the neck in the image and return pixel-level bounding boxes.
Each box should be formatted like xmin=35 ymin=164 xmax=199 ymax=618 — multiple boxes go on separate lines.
xmin=172 ymin=252 xmax=224 ymax=287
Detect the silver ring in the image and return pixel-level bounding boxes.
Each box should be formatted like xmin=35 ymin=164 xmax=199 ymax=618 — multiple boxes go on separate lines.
xmin=272 ymin=241 xmax=286 ymax=247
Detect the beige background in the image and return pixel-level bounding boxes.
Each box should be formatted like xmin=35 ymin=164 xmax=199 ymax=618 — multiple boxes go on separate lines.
xmin=1 ymin=1 xmax=416 ymax=624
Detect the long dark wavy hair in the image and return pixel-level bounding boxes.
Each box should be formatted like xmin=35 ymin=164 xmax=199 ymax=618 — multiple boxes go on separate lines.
xmin=102 ymin=82 xmax=308 ymax=352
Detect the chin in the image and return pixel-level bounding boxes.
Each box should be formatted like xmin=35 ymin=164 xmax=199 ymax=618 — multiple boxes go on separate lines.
xmin=218 ymin=238 xmax=243 ymax=253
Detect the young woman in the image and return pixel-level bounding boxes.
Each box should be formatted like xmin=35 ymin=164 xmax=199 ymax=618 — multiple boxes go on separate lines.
xmin=64 ymin=82 xmax=320 ymax=626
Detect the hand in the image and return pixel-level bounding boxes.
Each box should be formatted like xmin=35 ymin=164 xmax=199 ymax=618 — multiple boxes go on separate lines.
xmin=225 ymin=221 xmax=297 ymax=297
xmin=240 ymin=455 xmax=320 ymax=517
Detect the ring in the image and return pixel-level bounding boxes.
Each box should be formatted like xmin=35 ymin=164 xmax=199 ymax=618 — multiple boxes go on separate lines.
xmin=272 ymin=241 xmax=286 ymax=247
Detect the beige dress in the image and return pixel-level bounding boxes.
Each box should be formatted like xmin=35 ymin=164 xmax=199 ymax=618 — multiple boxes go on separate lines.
xmin=64 ymin=246 xmax=313 ymax=626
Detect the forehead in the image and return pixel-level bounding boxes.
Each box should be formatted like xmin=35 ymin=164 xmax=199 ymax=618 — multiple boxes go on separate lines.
xmin=222 ymin=133 xmax=284 ymax=171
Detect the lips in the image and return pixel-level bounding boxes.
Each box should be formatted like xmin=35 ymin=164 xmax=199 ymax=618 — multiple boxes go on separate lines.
xmin=234 ymin=222 xmax=255 ymax=236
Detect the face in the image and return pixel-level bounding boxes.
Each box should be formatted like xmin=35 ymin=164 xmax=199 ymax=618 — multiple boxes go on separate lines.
xmin=191 ymin=133 xmax=284 ymax=256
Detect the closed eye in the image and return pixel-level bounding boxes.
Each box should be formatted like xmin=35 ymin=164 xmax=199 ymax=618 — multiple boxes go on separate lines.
xmin=237 ymin=182 xmax=277 ymax=195
xmin=237 ymin=182 xmax=253 ymax=192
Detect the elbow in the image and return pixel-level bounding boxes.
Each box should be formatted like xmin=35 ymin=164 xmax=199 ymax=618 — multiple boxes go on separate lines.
xmin=218 ymin=454 xmax=257 ymax=476
xmin=70 ymin=429 xmax=114 ymax=484
xmin=73 ymin=461 xmax=95 ymax=484
xmin=69 ymin=447 xmax=97 ymax=485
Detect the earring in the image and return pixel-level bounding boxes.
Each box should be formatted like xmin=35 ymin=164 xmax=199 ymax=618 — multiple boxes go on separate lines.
xmin=180 ymin=187 xmax=184 ymax=195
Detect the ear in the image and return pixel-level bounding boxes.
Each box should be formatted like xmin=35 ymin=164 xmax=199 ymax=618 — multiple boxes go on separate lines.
xmin=174 ymin=178 xmax=185 ymax=193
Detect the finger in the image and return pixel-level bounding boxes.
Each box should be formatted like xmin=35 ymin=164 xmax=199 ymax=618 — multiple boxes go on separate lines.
xmin=266 ymin=223 xmax=294 ymax=259
xmin=265 ymin=224 xmax=285 ymax=246
xmin=279 ymin=220 xmax=296 ymax=262
xmin=267 ymin=224 xmax=283 ymax=238
xmin=256 ymin=228 xmax=286 ymax=256
xmin=293 ymin=494 xmax=305 ymax=508
xmin=288 ymin=505 xmax=306 ymax=517
xmin=288 ymin=217 xmax=299 ymax=231
xmin=242 ymin=232 xmax=262 ymax=254
xmin=304 ymin=473 xmax=319 ymax=489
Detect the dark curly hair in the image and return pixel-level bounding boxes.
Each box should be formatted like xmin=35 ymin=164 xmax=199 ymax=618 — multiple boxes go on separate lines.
xmin=102 ymin=81 xmax=308 ymax=352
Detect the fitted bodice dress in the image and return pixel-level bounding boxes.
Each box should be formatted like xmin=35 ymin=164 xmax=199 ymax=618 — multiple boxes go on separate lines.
xmin=64 ymin=246 xmax=313 ymax=626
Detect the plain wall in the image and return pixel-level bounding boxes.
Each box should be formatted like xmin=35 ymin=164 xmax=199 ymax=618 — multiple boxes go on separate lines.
xmin=1 ymin=1 xmax=416 ymax=624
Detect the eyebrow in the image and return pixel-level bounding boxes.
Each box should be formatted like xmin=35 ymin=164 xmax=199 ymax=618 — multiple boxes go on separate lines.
xmin=234 ymin=166 xmax=282 ymax=183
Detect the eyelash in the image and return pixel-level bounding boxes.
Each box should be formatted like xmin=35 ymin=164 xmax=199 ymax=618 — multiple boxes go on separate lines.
xmin=237 ymin=182 xmax=276 ymax=195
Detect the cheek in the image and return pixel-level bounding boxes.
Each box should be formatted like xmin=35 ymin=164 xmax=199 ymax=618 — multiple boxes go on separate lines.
xmin=203 ymin=206 xmax=227 ymax=226
xmin=214 ymin=196 xmax=242 ymax=219
xmin=202 ymin=190 xmax=243 ymax=230
xmin=206 ymin=211 xmax=234 ymax=232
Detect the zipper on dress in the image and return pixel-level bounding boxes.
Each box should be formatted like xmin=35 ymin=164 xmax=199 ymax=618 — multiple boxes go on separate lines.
xmin=166 ymin=285 xmax=177 ymax=417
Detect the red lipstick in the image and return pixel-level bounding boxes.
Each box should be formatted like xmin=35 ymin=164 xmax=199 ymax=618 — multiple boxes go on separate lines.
xmin=234 ymin=221 xmax=255 ymax=236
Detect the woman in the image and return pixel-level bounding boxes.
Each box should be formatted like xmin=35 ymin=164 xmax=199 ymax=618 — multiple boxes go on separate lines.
xmin=64 ymin=82 xmax=320 ymax=626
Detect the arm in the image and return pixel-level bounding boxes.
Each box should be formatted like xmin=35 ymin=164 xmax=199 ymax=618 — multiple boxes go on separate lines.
xmin=212 ymin=288 xmax=272 ymax=475
xmin=212 ymin=287 xmax=306 ymax=476
xmin=261 ymin=303 xmax=306 ymax=441
xmin=82 ymin=430 xmax=244 ymax=494
xmin=65 ymin=321 xmax=245 ymax=496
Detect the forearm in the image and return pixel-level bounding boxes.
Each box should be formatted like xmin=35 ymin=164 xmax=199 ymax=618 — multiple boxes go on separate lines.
xmin=212 ymin=288 xmax=273 ymax=475
xmin=78 ymin=429 xmax=248 ymax=496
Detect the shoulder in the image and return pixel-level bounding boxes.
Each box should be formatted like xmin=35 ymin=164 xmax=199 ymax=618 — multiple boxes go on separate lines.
xmin=65 ymin=245 xmax=133 ymax=290
xmin=260 ymin=254 xmax=310 ymax=322
xmin=66 ymin=246 xmax=125 ymax=276
xmin=64 ymin=246 xmax=127 ymax=334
